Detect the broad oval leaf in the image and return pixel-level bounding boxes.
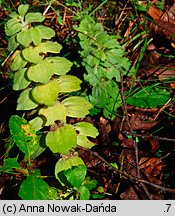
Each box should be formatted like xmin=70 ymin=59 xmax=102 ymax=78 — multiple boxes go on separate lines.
xmin=27 ymin=60 xmax=54 ymax=83
xmin=29 ymin=116 xmax=45 ymax=131
xmin=11 ymin=51 xmax=27 ymax=71
xmin=5 ymin=18 xmax=19 ymax=30
xmin=13 ymin=68 xmax=31 ymax=90
xmin=42 ymin=41 xmax=62 ymax=53
xmin=9 ymin=115 xmax=39 ymax=158
xmin=74 ymin=122 xmax=99 ymax=138
xmin=25 ymin=12 xmax=45 ymax=24
xmin=17 ymin=29 xmax=32 ymax=47
xmin=22 ymin=46 xmax=44 ymax=64
xmin=8 ymin=35 xmax=19 ymax=51
xmin=77 ymin=134 xmax=95 ymax=149
xmin=55 ymin=155 xmax=85 ymax=181
xmin=5 ymin=20 xmax=22 ymax=36
xmin=62 ymin=96 xmax=93 ymax=118
xmin=77 ymin=186 xmax=90 ymax=200
xmin=39 ymin=103 xmax=66 ymax=126
xmin=57 ymin=75 xmax=82 ymax=93
xmin=126 ymin=86 xmax=170 ymax=108
xmin=32 ymin=80 xmax=60 ymax=106
xmin=36 ymin=25 xmax=55 ymax=39
xmin=30 ymin=27 xmax=42 ymax=46
xmin=18 ymin=4 xmax=29 ymax=17
xmin=46 ymin=124 xmax=77 ymax=154
xmin=64 ymin=165 xmax=87 ymax=188
xmin=17 ymin=88 xmax=38 ymax=110
xmin=47 ymin=57 xmax=72 ymax=75
xmin=19 ymin=174 xmax=57 ymax=200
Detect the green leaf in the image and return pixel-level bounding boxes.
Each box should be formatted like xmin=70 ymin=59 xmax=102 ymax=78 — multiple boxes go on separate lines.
xmin=11 ymin=51 xmax=27 ymax=71
xmin=42 ymin=41 xmax=62 ymax=53
xmin=82 ymin=177 xmax=98 ymax=190
xmin=29 ymin=116 xmax=45 ymax=131
xmin=46 ymin=124 xmax=77 ymax=154
xmin=62 ymin=96 xmax=93 ymax=118
xmin=19 ymin=174 xmax=54 ymax=200
xmin=32 ymin=80 xmax=60 ymax=106
xmin=22 ymin=46 xmax=44 ymax=64
xmin=30 ymin=27 xmax=42 ymax=46
xmin=27 ymin=60 xmax=54 ymax=83
xmin=57 ymin=75 xmax=82 ymax=93
xmin=17 ymin=88 xmax=38 ymax=110
xmin=3 ymin=158 xmax=21 ymax=172
xmin=25 ymin=12 xmax=45 ymax=24
xmin=13 ymin=68 xmax=31 ymax=90
xmin=126 ymin=86 xmax=170 ymax=108
xmin=77 ymin=186 xmax=90 ymax=200
xmin=77 ymin=134 xmax=95 ymax=149
xmin=39 ymin=103 xmax=66 ymax=126
xmin=17 ymin=29 xmax=32 ymax=47
xmin=74 ymin=122 xmax=99 ymax=138
xmin=36 ymin=25 xmax=55 ymax=39
xmin=47 ymin=57 xmax=72 ymax=75
xmin=8 ymin=35 xmax=19 ymax=51
xmin=90 ymin=80 xmax=122 ymax=120
xmin=18 ymin=4 xmax=29 ymax=17
xmin=9 ymin=115 xmax=39 ymax=158
xmin=64 ymin=165 xmax=87 ymax=187
xmin=30 ymin=144 xmax=46 ymax=160
xmin=55 ymin=155 xmax=85 ymax=180
xmin=6 ymin=18 xmax=19 ymax=30
xmin=5 ymin=19 xmax=22 ymax=36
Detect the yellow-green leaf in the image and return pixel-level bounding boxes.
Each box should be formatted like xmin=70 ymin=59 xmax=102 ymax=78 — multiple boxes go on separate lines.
xmin=32 ymin=80 xmax=60 ymax=106
xmin=27 ymin=60 xmax=54 ymax=83
xmin=57 ymin=75 xmax=82 ymax=93
xmin=74 ymin=122 xmax=99 ymax=138
xmin=13 ymin=68 xmax=31 ymax=90
xmin=25 ymin=12 xmax=45 ymax=24
xmin=17 ymin=88 xmax=38 ymax=110
xmin=18 ymin=4 xmax=29 ymax=17
xmin=47 ymin=57 xmax=72 ymax=75
xmin=62 ymin=96 xmax=93 ymax=118
xmin=46 ymin=124 xmax=77 ymax=154
xmin=22 ymin=46 xmax=44 ymax=64
xmin=77 ymin=134 xmax=95 ymax=149
xmin=39 ymin=103 xmax=66 ymax=126
xmin=29 ymin=116 xmax=45 ymax=131
xmin=17 ymin=29 xmax=32 ymax=47
xmin=36 ymin=25 xmax=55 ymax=39
xmin=11 ymin=51 xmax=27 ymax=71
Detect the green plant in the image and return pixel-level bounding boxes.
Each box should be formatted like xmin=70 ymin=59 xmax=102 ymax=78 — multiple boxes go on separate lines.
xmin=3 ymin=4 xmax=99 ymax=200
xmin=74 ymin=16 xmax=136 ymax=119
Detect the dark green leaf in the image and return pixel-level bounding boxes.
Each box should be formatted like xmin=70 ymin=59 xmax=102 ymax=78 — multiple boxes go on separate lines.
xmin=77 ymin=186 xmax=90 ymax=200
xmin=9 ymin=115 xmax=39 ymax=158
xmin=64 ymin=165 xmax=87 ymax=187
xmin=19 ymin=174 xmax=56 ymax=200
xmin=126 ymin=86 xmax=170 ymax=108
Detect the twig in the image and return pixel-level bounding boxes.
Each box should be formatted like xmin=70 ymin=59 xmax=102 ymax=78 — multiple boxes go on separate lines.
xmin=153 ymin=98 xmax=172 ymax=120
xmin=124 ymin=131 xmax=175 ymax=142
xmin=78 ymin=146 xmax=175 ymax=195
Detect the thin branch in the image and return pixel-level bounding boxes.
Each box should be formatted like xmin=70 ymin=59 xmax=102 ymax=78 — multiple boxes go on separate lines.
xmin=78 ymin=146 xmax=175 ymax=195
xmin=124 ymin=131 xmax=175 ymax=142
